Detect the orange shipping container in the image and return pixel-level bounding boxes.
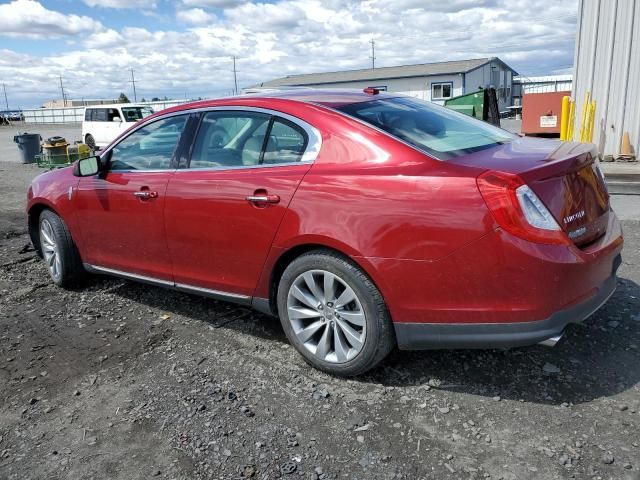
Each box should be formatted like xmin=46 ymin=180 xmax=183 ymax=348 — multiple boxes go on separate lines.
xmin=521 ymin=91 xmax=571 ymax=136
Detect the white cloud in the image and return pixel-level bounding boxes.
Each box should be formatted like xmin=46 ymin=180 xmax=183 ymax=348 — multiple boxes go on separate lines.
xmin=83 ymin=0 xmax=157 ymax=8
xmin=0 ymin=0 xmax=579 ymax=107
xmin=182 ymin=0 xmax=245 ymax=7
xmin=177 ymin=7 xmax=215 ymax=25
xmin=0 ymin=0 xmax=103 ymax=39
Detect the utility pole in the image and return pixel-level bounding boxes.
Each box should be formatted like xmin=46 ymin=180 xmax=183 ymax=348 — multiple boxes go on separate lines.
xmin=2 ymin=83 xmax=8 ymax=111
xmin=130 ymin=68 xmax=137 ymax=102
xmin=59 ymin=75 xmax=67 ymax=106
xmin=369 ymin=39 xmax=376 ymax=69
xmin=232 ymin=56 xmax=238 ymax=95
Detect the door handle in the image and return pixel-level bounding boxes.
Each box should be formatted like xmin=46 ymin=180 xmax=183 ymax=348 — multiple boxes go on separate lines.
xmin=134 ymin=191 xmax=158 ymax=199
xmin=246 ymin=194 xmax=280 ymax=204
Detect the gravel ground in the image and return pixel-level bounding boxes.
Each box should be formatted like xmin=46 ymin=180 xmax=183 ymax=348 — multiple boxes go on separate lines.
xmin=1 ymin=125 xmax=639 ymax=480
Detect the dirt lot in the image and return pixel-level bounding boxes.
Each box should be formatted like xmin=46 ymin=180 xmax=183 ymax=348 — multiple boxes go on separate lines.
xmin=1 ymin=124 xmax=639 ymax=480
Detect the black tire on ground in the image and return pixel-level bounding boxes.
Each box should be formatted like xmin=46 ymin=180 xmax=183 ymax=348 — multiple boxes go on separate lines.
xmin=85 ymin=134 xmax=95 ymax=150
xmin=38 ymin=209 xmax=86 ymax=288
xmin=277 ymin=250 xmax=395 ymax=376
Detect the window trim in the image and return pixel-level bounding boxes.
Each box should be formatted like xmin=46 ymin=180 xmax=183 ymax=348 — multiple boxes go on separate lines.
xmin=431 ymin=81 xmax=454 ymax=100
xmin=99 ymin=106 xmax=322 ymax=173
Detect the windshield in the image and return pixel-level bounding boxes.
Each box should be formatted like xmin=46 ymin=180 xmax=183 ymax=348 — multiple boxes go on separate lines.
xmin=121 ymin=107 xmax=154 ymax=122
xmin=337 ymin=96 xmax=515 ymax=160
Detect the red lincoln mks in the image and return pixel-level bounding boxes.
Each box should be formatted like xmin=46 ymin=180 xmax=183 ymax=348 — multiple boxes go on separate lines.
xmin=27 ymin=89 xmax=623 ymax=375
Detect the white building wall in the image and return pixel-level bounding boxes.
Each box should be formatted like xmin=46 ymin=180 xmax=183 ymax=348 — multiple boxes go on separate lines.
xmin=573 ymin=0 xmax=640 ymax=157
xmin=281 ymin=74 xmax=464 ymax=105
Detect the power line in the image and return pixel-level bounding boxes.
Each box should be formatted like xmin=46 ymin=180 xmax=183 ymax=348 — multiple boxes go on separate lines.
xmin=130 ymin=68 xmax=137 ymax=102
xmin=369 ymin=39 xmax=376 ymax=69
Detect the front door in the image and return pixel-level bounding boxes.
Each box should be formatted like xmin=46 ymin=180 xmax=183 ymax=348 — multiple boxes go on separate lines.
xmin=164 ymin=110 xmax=316 ymax=296
xmin=75 ymin=114 xmax=189 ymax=280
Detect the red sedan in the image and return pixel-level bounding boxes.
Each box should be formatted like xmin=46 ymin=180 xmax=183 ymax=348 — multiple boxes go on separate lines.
xmin=27 ymin=89 xmax=623 ymax=376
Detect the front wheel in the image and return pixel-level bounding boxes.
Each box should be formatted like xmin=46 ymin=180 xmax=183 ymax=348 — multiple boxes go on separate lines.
xmin=277 ymin=250 xmax=395 ymax=376
xmin=85 ymin=134 xmax=95 ymax=150
xmin=39 ymin=210 xmax=85 ymax=287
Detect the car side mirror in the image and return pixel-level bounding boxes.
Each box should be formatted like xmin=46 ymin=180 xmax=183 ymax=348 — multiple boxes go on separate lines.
xmin=73 ymin=156 xmax=101 ymax=177
xmin=112 ymin=117 xmax=122 ymax=123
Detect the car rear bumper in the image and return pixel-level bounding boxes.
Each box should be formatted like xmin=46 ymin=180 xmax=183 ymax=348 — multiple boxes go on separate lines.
xmin=394 ymin=261 xmax=619 ymax=350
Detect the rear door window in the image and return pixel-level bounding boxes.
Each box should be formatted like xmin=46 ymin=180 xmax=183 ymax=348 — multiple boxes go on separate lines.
xmin=94 ymin=109 xmax=108 ymax=122
xmin=262 ymin=119 xmax=308 ymax=164
xmin=189 ymin=111 xmax=271 ymax=169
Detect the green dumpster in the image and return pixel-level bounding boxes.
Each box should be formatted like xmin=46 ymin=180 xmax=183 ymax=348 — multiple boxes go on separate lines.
xmin=444 ymin=91 xmax=484 ymax=120
xmin=444 ymin=88 xmax=501 ymax=126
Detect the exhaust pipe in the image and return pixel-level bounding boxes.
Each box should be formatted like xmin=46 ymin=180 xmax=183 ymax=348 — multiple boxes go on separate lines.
xmin=539 ymin=334 xmax=563 ymax=348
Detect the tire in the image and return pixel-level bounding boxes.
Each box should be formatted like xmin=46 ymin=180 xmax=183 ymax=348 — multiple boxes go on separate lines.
xmin=38 ymin=210 xmax=86 ymax=288
xmin=85 ymin=134 xmax=95 ymax=150
xmin=277 ymin=250 xmax=395 ymax=376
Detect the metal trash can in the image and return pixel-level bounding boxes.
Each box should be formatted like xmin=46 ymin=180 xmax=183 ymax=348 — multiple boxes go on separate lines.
xmin=13 ymin=133 xmax=42 ymax=164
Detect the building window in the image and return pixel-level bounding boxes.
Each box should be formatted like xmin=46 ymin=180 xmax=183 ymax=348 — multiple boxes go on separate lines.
xmin=431 ymin=82 xmax=453 ymax=100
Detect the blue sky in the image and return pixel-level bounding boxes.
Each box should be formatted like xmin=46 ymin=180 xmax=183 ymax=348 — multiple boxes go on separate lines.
xmin=0 ymin=0 xmax=578 ymax=108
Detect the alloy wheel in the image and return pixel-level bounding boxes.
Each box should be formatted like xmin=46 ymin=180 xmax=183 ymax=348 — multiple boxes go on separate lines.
xmin=40 ymin=219 xmax=61 ymax=281
xmin=286 ymin=269 xmax=367 ymax=363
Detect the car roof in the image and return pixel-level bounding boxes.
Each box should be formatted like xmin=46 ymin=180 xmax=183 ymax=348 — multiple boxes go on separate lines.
xmin=245 ymin=88 xmax=401 ymax=107
xmin=164 ymin=89 xmax=402 ymax=114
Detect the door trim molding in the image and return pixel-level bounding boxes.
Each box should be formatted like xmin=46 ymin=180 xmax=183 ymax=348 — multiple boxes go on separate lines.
xmin=83 ymin=263 xmax=251 ymax=304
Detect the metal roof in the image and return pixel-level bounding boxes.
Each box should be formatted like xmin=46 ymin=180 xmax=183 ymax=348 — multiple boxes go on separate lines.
xmin=251 ymin=57 xmax=516 ymax=88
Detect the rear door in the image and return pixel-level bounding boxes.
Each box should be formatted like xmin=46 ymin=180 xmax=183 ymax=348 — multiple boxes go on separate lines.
xmin=164 ymin=108 xmax=318 ymax=297
xmin=75 ymin=114 xmax=190 ymax=280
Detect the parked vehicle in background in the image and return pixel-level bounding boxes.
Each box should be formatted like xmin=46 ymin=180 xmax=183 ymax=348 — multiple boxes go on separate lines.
xmin=82 ymin=104 xmax=154 ymax=149
xmin=28 ymin=89 xmax=623 ymax=376
xmin=0 ymin=110 xmax=24 ymax=122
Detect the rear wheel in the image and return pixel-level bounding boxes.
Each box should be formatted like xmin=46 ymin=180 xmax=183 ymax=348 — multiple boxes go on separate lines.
xmin=85 ymin=134 xmax=95 ymax=150
xmin=277 ymin=250 xmax=395 ymax=376
xmin=39 ymin=210 xmax=85 ymax=287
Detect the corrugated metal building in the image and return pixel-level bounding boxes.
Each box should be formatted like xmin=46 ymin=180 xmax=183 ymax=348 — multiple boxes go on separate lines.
xmin=512 ymin=75 xmax=573 ymax=105
xmin=573 ymin=0 xmax=640 ymax=157
xmin=248 ymin=57 xmax=518 ymax=111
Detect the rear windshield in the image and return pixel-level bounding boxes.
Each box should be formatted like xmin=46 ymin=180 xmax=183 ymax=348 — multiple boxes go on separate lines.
xmin=122 ymin=107 xmax=154 ymax=122
xmin=337 ymin=96 xmax=515 ymax=160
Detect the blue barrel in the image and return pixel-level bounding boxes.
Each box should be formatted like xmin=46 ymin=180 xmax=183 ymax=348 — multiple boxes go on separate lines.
xmin=13 ymin=133 xmax=42 ymax=164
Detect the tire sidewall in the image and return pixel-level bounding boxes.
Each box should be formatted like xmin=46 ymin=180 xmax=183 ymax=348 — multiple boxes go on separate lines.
xmin=277 ymin=252 xmax=389 ymax=376
xmin=39 ymin=211 xmax=71 ymax=286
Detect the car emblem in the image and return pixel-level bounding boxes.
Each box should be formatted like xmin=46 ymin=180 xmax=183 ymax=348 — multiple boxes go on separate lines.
xmin=563 ymin=210 xmax=585 ymax=224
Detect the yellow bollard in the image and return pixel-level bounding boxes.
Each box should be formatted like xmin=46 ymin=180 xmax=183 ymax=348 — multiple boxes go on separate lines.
xmin=587 ymin=100 xmax=597 ymax=142
xmin=560 ymin=96 xmax=570 ymax=140
xmin=579 ymin=92 xmax=590 ymax=142
xmin=567 ymin=99 xmax=575 ymax=141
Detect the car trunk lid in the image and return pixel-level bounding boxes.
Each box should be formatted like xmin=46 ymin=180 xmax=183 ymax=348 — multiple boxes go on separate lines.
xmin=451 ymin=137 xmax=610 ymax=246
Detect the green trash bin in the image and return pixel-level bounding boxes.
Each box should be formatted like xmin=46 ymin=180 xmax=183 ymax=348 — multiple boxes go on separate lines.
xmin=13 ymin=133 xmax=42 ymax=164
xmin=444 ymin=88 xmax=501 ymax=126
xmin=444 ymin=91 xmax=484 ymax=120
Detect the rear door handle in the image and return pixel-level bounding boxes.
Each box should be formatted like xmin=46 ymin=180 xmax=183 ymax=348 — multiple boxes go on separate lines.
xmin=134 ymin=191 xmax=158 ymax=199
xmin=246 ymin=194 xmax=280 ymax=204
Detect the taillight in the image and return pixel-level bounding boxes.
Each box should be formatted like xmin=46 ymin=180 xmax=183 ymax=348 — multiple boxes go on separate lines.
xmin=477 ymin=171 xmax=570 ymax=245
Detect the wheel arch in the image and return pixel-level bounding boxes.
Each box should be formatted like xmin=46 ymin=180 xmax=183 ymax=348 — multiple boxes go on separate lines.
xmin=27 ymin=202 xmax=57 ymax=257
xmin=257 ymin=242 xmax=389 ymax=319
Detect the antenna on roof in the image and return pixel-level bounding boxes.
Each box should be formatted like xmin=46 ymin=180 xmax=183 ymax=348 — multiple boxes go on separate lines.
xmin=369 ymin=39 xmax=376 ymax=69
